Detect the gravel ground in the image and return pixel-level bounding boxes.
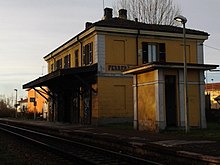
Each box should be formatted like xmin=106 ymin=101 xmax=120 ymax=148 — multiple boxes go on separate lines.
xmin=0 ymin=130 xmax=74 ymax=165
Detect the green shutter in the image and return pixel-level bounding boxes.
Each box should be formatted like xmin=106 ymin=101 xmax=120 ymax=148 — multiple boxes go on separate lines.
xmin=159 ymin=43 xmax=166 ymax=62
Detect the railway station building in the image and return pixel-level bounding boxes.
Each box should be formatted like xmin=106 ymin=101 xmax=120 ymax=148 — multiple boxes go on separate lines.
xmin=27 ymin=88 xmax=48 ymax=119
xmin=23 ymin=8 xmax=217 ymax=131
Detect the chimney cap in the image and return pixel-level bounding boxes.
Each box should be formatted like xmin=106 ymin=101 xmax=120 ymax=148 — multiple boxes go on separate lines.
xmin=85 ymin=22 xmax=93 ymax=29
xmin=119 ymin=9 xmax=127 ymax=19
xmin=104 ymin=7 xmax=113 ymax=20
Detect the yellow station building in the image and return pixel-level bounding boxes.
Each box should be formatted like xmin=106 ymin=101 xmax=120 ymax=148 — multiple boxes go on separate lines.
xmin=23 ymin=8 xmax=218 ymax=131
xmin=27 ymin=88 xmax=48 ymax=119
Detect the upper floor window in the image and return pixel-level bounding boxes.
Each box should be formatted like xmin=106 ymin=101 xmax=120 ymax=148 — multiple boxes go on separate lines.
xmin=55 ymin=59 xmax=62 ymax=70
xmin=64 ymin=54 xmax=71 ymax=69
xmin=75 ymin=50 xmax=79 ymax=67
xmin=142 ymin=42 xmax=166 ymax=64
xmin=51 ymin=63 xmax=54 ymax=72
xmin=83 ymin=42 xmax=93 ymax=66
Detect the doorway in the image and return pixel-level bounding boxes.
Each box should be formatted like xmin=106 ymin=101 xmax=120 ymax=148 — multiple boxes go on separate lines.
xmin=165 ymin=75 xmax=177 ymax=127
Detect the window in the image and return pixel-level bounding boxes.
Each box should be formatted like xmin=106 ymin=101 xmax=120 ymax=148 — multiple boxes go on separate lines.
xmin=83 ymin=42 xmax=93 ymax=66
xmin=64 ymin=54 xmax=71 ymax=69
xmin=55 ymin=59 xmax=62 ymax=70
xmin=75 ymin=50 xmax=79 ymax=67
xmin=142 ymin=42 xmax=166 ymax=64
xmin=51 ymin=63 xmax=54 ymax=72
xmin=148 ymin=44 xmax=157 ymax=62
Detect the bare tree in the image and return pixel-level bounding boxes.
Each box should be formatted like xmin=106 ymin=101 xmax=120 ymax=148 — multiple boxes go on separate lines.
xmin=113 ymin=0 xmax=181 ymax=25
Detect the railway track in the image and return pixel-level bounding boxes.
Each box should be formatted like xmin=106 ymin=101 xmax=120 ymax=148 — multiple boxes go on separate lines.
xmin=0 ymin=123 xmax=162 ymax=165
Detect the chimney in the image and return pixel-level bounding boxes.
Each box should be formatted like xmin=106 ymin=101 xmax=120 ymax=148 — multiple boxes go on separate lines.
xmin=104 ymin=8 xmax=113 ymax=20
xmin=135 ymin=18 xmax=138 ymax=22
xmin=85 ymin=22 xmax=93 ymax=29
xmin=119 ymin=9 xmax=127 ymax=19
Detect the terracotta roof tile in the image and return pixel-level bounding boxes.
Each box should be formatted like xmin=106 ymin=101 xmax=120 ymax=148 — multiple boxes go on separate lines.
xmin=205 ymin=83 xmax=220 ymax=90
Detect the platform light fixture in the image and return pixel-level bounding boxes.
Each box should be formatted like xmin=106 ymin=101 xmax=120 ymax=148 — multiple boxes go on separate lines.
xmin=174 ymin=15 xmax=189 ymax=133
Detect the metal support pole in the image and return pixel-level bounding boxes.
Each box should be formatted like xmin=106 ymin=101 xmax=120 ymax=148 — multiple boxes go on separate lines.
xmin=175 ymin=15 xmax=189 ymax=133
xmin=14 ymin=89 xmax=18 ymax=118
xmin=183 ymin=23 xmax=189 ymax=133
xmin=34 ymin=90 xmax=36 ymax=120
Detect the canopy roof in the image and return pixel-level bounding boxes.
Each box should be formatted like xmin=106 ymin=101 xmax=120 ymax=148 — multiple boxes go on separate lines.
xmin=123 ymin=62 xmax=218 ymax=75
xmin=23 ymin=64 xmax=97 ymax=90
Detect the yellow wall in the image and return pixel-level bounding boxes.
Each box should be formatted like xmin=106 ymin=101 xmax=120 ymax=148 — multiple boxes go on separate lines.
xmin=187 ymin=70 xmax=200 ymax=126
xmin=47 ymin=33 xmax=96 ymax=73
xmin=137 ymin=71 xmax=157 ymax=131
xmin=27 ymin=88 xmax=48 ymax=114
xmin=137 ymin=37 xmax=198 ymax=64
xmin=105 ymin=35 xmax=137 ymax=66
xmin=136 ymin=68 xmax=202 ymax=131
xmin=97 ymin=77 xmax=133 ymax=118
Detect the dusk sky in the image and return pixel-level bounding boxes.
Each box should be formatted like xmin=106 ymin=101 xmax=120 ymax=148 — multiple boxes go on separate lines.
xmin=0 ymin=0 xmax=220 ymax=99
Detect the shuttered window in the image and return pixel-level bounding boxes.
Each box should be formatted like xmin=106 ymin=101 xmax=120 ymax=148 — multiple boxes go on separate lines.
xmin=83 ymin=42 xmax=93 ymax=66
xmin=55 ymin=59 xmax=62 ymax=70
xmin=142 ymin=42 xmax=166 ymax=64
xmin=64 ymin=54 xmax=71 ymax=69
xmin=75 ymin=49 xmax=79 ymax=67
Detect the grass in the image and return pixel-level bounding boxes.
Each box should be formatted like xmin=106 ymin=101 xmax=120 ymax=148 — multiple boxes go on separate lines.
xmin=161 ymin=122 xmax=220 ymax=141
xmin=102 ymin=122 xmax=220 ymax=141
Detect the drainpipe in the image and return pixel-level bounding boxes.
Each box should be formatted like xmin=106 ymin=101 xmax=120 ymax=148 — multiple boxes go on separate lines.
xmin=133 ymin=74 xmax=138 ymax=130
xmin=134 ymin=19 xmax=139 ymax=130
xmin=51 ymin=55 xmax=56 ymax=72
xmin=77 ymin=36 xmax=83 ymax=66
xmin=135 ymin=19 xmax=140 ymax=66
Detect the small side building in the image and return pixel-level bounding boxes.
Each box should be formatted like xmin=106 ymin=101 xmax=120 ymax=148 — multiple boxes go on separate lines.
xmin=17 ymin=98 xmax=28 ymax=113
xmin=27 ymin=88 xmax=48 ymax=119
xmin=124 ymin=63 xmax=217 ymax=132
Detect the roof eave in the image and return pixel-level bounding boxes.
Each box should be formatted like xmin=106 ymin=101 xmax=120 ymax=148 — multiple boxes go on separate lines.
xmin=123 ymin=63 xmax=218 ymax=75
xmin=43 ymin=26 xmax=96 ymax=61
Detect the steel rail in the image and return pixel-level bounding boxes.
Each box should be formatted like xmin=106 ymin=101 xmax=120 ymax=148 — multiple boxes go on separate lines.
xmin=0 ymin=123 xmax=162 ymax=165
xmin=0 ymin=125 xmax=95 ymax=165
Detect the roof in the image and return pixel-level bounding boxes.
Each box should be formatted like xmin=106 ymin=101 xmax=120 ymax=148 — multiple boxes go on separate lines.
xmin=23 ymin=64 xmax=97 ymax=89
xmin=44 ymin=17 xmax=209 ymax=60
xmin=205 ymin=83 xmax=220 ymax=91
xmin=18 ymin=98 xmax=28 ymax=103
xmin=93 ymin=18 xmax=209 ymax=36
xmin=123 ymin=62 xmax=218 ymax=75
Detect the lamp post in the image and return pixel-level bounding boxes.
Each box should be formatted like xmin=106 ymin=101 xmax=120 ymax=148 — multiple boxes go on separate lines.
xmin=14 ymin=89 xmax=18 ymax=118
xmin=174 ymin=15 xmax=189 ymax=133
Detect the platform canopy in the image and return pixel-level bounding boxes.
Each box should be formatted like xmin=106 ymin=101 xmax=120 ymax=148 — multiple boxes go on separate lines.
xmin=123 ymin=62 xmax=218 ymax=75
xmin=23 ymin=64 xmax=97 ymax=91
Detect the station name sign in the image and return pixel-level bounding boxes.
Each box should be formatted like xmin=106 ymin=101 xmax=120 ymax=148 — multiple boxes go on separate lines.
xmin=108 ymin=65 xmax=135 ymax=72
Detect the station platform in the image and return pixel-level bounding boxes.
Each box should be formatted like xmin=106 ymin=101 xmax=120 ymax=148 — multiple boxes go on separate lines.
xmin=0 ymin=118 xmax=219 ymax=164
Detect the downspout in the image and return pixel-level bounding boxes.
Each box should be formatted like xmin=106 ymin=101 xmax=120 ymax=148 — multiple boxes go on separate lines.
xmin=134 ymin=21 xmax=140 ymax=130
xmin=136 ymin=20 xmax=140 ymax=66
xmin=47 ymin=54 xmax=56 ymax=122
xmin=51 ymin=55 xmax=56 ymax=72
xmin=77 ymin=35 xmax=83 ymax=124
xmin=133 ymin=75 xmax=138 ymax=130
xmin=77 ymin=36 xmax=83 ymax=66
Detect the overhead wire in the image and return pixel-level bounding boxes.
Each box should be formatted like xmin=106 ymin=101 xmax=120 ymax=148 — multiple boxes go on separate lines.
xmin=204 ymin=44 xmax=220 ymax=51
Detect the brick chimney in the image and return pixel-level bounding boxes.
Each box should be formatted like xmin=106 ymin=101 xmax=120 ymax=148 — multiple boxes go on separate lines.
xmin=104 ymin=8 xmax=113 ymax=20
xmin=119 ymin=9 xmax=127 ymax=19
xmin=85 ymin=22 xmax=92 ymax=29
